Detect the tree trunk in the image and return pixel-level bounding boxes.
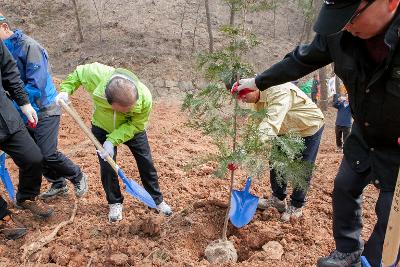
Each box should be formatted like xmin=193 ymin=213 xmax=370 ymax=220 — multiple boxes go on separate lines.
xmin=92 ymin=0 xmax=103 ymax=42
xmin=204 ymin=0 xmax=214 ymax=53
xmin=229 ymin=3 xmax=235 ymax=26
xmin=273 ymin=0 xmax=276 ymax=38
xmin=192 ymin=1 xmax=201 ymax=52
xmin=319 ymin=67 xmax=328 ymax=112
xmin=71 ymin=0 xmax=84 ymax=43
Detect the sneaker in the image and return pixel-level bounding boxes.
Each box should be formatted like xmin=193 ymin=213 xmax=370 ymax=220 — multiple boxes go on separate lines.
xmin=108 ymin=203 xmax=123 ymax=222
xmin=15 ymin=198 xmax=53 ymax=219
xmin=317 ymin=248 xmax=363 ymax=267
xmin=39 ymin=184 xmax=68 ymax=199
xmin=156 ymin=201 xmax=172 ymax=216
xmin=257 ymin=196 xmax=287 ymax=213
xmin=0 ymin=214 xmax=27 ymax=240
xmin=73 ymin=173 xmax=88 ymax=198
xmin=281 ymin=205 xmax=303 ymax=222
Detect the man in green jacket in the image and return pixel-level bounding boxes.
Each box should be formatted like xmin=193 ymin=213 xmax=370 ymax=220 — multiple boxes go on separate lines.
xmin=55 ymin=62 xmax=172 ymax=222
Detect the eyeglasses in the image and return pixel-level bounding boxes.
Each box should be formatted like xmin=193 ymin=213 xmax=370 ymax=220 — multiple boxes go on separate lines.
xmin=347 ymin=0 xmax=374 ymax=25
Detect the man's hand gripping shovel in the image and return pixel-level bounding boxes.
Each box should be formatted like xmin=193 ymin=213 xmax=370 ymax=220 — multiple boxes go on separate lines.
xmin=59 ymin=100 xmax=156 ymax=209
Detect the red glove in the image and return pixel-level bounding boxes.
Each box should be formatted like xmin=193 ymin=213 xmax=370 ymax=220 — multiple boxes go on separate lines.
xmin=231 ymin=82 xmax=254 ymax=99
xmin=27 ymin=118 xmax=37 ymax=129
xmin=227 ymin=163 xmax=238 ymax=171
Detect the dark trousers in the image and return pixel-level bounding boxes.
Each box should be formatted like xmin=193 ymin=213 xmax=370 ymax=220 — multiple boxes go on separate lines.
xmin=333 ymin=159 xmax=400 ymax=267
xmin=28 ymin=115 xmax=82 ymax=188
xmin=271 ymin=126 xmax=324 ymax=208
xmin=0 ymin=196 xmax=11 ymax=219
xmin=91 ymin=125 xmax=163 ymax=205
xmin=311 ymin=92 xmax=318 ymax=104
xmin=0 ymin=127 xmax=43 ymax=203
xmin=335 ymin=125 xmax=351 ymax=148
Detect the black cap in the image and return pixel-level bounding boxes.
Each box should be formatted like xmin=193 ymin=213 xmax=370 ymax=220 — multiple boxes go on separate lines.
xmin=313 ymin=0 xmax=361 ymax=35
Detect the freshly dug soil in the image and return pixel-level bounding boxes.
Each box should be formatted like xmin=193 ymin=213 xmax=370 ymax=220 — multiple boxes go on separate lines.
xmin=0 ymin=90 xmax=378 ymax=266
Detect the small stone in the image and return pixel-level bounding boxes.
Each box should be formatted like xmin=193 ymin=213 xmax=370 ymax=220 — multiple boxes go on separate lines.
xmin=205 ymin=239 xmax=238 ymax=264
xmin=108 ymin=253 xmax=129 ymax=266
xmin=165 ymin=80 xmax=178 ymax=88
xmin=262 ymin=241 xmax=284 ymax=260
xmin=141 ymin=215 xmax=163 ymax=236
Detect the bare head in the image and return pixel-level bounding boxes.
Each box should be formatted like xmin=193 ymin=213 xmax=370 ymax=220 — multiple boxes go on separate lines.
xmin=0 ymin=14 xmax=13 ymax=40
xmin=105 ymin=76 xmax=138 ymax=113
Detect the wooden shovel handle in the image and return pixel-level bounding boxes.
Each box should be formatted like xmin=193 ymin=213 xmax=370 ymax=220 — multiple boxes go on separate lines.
xmin=59 ymin=100 xmax=119 ymax=174
xmin=382 ymin=168 xmax=400 ymax=267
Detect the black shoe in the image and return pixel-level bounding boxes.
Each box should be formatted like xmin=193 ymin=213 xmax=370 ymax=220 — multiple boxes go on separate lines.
xmin=317 ymin=248 xmax=363 ymax=267
xmin=0 ymin=214 xmax=27 ymax=240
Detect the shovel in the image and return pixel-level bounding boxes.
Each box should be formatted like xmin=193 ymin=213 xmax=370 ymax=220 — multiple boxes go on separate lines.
xmin=229 ymin=177 xmax=259 ymax=228
xmin=59 ymin=100 xmax=157 ymax=209
xmin=0 ymin=151 xmax=15 ymax=201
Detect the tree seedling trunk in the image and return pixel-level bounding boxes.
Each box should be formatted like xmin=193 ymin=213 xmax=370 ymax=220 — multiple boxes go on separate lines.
xmin=205 ymin=94 xmax=239 ymax=264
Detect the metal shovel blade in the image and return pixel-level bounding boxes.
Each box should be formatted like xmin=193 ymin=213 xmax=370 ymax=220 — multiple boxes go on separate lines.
xmin=0 ymin=153 xmax=15 ymax=201
xmin=229 ymin=177 xmax=259 ymax=228
xmin=117 ymin=168 xmax=157 ymax=209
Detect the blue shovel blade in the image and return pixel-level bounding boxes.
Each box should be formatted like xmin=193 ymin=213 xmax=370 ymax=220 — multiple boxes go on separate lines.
xmin=117 ymin=168 xmax=157 ymax=209
xmin=1 ymin=170 xmax=15 ymax=201
xmin=0 ymin=154 xmax=15 ymax=201
xmin=360 ymin=256 xmax=371 ymax=267
xmin=229 ymin=177 xmax=259 ymax=228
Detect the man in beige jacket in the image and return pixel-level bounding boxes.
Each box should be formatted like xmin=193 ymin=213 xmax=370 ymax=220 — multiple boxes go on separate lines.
xmin=240 ymin=81 xmax=324 ymax=221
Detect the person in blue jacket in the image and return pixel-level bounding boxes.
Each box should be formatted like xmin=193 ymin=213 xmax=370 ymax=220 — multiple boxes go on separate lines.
xmin=333 ymin=93 xmax=352 ymax=151
xmin=0 ymin=14 xmax=88 ymax=199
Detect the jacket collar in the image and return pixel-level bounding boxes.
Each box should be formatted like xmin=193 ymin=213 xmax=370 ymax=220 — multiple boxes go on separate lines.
xmin=384 ymin=11 xmax=400 ymax=50
xmin=6 ymin=29 xmax=23 ymax=43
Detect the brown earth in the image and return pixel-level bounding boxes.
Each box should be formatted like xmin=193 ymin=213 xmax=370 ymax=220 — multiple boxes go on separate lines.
xmin=0 ymin=1 xmax=377 ymax=265
xmin=0 ymin=88 xmax=378 ymax=266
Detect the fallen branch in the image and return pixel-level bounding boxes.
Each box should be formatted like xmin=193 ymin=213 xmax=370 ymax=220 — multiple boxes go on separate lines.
xmin=21 ymin=198 xmax=78 ymax=262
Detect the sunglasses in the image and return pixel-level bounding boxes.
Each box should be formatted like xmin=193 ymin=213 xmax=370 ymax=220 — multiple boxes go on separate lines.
xmin=347 ymin=0 xmax=374 ymax=25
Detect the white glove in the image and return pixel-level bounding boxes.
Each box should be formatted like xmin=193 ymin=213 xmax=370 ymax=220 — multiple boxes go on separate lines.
xmin=55 ymin=92 xmax=69 ymax=106
xmin=236 ymin=78 xmax=258 ymax=92
xmin=97 ymin=140 xmax=114 ymax=160
xmin=20 ymin=104 xmax=38 ymax=124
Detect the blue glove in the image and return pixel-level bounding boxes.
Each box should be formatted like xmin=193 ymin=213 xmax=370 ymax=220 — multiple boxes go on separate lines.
xmin=97 ymin=141 xmax=114 ymax=160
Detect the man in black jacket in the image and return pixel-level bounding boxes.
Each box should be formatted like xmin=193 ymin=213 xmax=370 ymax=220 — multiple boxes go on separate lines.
xmin=0 ymin=40 xmax=53 ymax=240
xmin=234 ymin=0 xmax=400 ymax=266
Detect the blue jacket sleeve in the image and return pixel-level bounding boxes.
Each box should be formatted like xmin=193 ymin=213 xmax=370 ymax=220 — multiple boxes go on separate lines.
xmin=332 ymin=94 xmax=342 ymax=109
xmin=23 ymin=43 xmax=50 ymax=105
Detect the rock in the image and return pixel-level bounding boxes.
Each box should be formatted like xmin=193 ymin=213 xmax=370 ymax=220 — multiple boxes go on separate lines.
xmin=205 ymin=239 xmax=238 ymax=264
xmin=165 ymin=80 xmax=178 ymax=88
xmin=154 ymin=79 xmax=164 ymax=87
xmin=140 ymin=215 xmax=163 ymax=236
xmin=108 ymin=253 xmax=129 ymax=266
xmin=178 ymin=81 xmax=194 ymax=92
xmin=262 ymin=241 xmax=284 ymax=260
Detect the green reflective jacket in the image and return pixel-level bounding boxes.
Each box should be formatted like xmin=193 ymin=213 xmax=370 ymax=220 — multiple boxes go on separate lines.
xmin=60 ymin=62 xmax=152 ymax=146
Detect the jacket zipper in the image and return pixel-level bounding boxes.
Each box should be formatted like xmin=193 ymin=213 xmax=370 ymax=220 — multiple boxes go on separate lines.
xmin=113 ymin=111 xmax=116 ymax=130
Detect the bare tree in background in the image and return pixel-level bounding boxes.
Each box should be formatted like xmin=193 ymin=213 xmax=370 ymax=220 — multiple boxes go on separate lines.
xmin=299 ymin=0 xmax=329 ymax=111
xmin=91 ymin=0 xmax=111 ymax=42
xmin=178 ymin=0 xmax=189 ymax=57
xmin=204 ymin=0 xmax=214 ymax=53
xmin=192 ymin=1 xmax=202 ymax=52
xmin=319 ymin=68 xmax=328 ymax=111
xmin=71 ymin=0 xmax=84 ymax=43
